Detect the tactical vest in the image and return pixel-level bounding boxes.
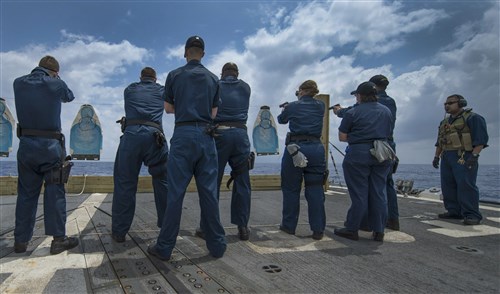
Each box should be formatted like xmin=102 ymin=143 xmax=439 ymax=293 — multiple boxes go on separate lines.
xmin=438 ymin=110 xmax=473 ymax=151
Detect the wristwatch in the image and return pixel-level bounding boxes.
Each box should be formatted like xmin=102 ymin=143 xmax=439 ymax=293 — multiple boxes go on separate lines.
xmin=472 ymin=153 xmax=480 ymax=157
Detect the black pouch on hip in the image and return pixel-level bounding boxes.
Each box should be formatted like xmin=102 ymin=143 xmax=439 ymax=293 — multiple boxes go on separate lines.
xmin=392 ymin=156 xmax=399 ymax=174
xmin=61 ymin=159 xmax=74 ymax=184
xmin=116 ymin=117 xmax=126 ymax=133
xmin=323 ymin=169 xmax=330 ymax=185
xmin=248 ymin=152 xmax=256 ymax=170
xmin=154 ymin=131 xmax=166 ymax=147
xmin=46 ymin=156 xmax=73 ymax=185
xmin=204 ymin=123 xmax=219 ymax=137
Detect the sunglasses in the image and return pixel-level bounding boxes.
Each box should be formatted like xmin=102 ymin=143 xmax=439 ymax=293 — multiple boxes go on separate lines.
xmin=444 ymin=101 xmax=458 ymax=106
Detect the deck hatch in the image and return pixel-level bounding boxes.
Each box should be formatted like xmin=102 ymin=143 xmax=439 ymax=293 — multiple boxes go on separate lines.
xmin=262 ymin=264 xmax=282 ymax=273
xmin=451 ymin=245 xmax=483 ymax=255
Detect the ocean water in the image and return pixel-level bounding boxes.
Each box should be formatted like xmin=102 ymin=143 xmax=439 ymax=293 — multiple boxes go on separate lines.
xmin=1 ymin=160 xmax=498 ymax=204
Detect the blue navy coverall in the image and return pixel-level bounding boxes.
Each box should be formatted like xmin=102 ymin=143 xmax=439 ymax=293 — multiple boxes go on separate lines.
xmin=112 ymin=78 xmax=169 ymax=237
xmin=339 ymin=102 xmax=393 ymax=233
xmin=375 ymin=90 xmax=398 ymax=221
xmin=13 ymin=67 xmax=75 ymax=243
xmin=213 ymin=75 xmax=252 ymax=228
xmin=278 ymin=96 xmax=326 ymax=234
xmin=155 ymin=60 xmax=226 ymax=258
xmin=437 ymin=112 xmax=488 ymax=221
xmin=336 ymin=90 xmax=398 ymax=222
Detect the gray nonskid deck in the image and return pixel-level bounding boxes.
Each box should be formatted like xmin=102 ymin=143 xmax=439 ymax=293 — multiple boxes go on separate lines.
xmin=1 ymin=189 xmax=499 ymax=293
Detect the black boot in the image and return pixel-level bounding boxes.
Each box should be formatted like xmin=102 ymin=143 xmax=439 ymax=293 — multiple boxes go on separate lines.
xmin=238 ymin=226 xmax=250 ymax=241
xmin=373 ymin=232 xmax=385 ymax=242
xmin=14 ymin=241 xmax=28 ymax=253
xmin=50 ymin=236 xmax=79 ymax=255
xmin=111 ymin=234 xmax=126 ymax=243
xmin=386 ymin=218 xmax=400 ymax=231
xmin=334 ymin=227 xmax=359 ymax=241
xmin=195 ymin=228 xmax=206 ymax=240
xmin=312 ymin=231 xmax=324 ymax=240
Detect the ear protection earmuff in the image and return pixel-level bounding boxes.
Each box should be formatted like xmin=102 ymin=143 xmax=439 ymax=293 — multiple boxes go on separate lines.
xmin=452 ymin=94 xmax=468 ymax=107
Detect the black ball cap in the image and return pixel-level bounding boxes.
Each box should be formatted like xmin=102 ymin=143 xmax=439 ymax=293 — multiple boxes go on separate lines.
xmin=369 ymin=74 xmax=389 ymax=87
xmin=185 ymin=36 xmax=205 ymax=50
xmin=350 ymin=81 xmax=377 ymax=95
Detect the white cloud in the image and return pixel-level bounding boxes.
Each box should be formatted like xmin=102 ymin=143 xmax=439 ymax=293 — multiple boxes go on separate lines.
xmin=60 ymin=29 xmax=96 ymax=43
xmin=164 ymin=44 xmax=185 ymax=61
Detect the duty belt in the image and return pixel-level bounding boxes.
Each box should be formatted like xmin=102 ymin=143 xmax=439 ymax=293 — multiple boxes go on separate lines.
xmin=286 ymin=133 xmax=321 ymax=144
xmin=216 ymin=121 xmax=247 ymax=130
xmin=121 ymin=118 xmax=163 ymax=132
xmin=175 ymin=121 xmax=210 ymax=128
xmin=17 ymin=124 xmax=63 ymax=141
xmin=349 ymin=138 xmax=385 ymax=145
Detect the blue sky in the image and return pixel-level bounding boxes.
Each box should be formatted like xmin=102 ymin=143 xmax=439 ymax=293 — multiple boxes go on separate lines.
xmin=1 ymin=0 xmax=499 ymax=165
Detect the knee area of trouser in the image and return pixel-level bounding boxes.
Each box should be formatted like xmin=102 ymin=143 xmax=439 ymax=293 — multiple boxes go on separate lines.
xmin=148 ymin=160 xmax=168 ymax=177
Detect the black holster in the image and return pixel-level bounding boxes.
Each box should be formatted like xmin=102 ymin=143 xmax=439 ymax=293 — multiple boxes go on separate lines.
xmin=204 ymin=123 xmax=219 ymax=137
xmin=116 ymin=116 xmax=126 ymax=133
xmin=323 ymin=169 xmax=329 ymax=185
xmin=154 ymin=131 xmax=166 ymax=147
xmin=304 ymin=169 xmax=329 ymax=187
xmin=248 ymin=151 xmax=256 ymax=170
xmin=61 ymin=156 xmax=73 ymax=183
xmin=392 ymin=156 xmax=399 ymax=174
xmin=226 ymin=152 xmax=255 ymax=189
xmin=46 ymin=155 xmax=73 ymax=185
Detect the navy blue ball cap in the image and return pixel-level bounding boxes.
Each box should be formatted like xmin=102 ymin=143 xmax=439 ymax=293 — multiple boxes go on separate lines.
xmin=351 ymin=81 xmax=377 ymax=95
xmin=369 ymin=74 xmax=389 ymax=87
xmin=185 ymin=36 xmax=205 ymax=50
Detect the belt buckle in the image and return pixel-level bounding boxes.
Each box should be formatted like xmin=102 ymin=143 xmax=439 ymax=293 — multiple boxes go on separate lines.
xmin=217 ymin=125 xmax=233 ymax=130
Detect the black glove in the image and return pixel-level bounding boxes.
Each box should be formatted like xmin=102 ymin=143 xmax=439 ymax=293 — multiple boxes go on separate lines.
xmin=465 ymin=154 xmax=479 ymax=169
xmin=432 ymin=156 xmax=440 ymax=169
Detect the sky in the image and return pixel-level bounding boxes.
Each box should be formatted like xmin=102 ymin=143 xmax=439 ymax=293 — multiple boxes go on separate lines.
xmin=1 ymin=0 xmax=499 ymax=166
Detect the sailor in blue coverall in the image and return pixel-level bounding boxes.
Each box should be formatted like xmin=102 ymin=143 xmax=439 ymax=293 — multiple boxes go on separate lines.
xmin=198 ymin=62 xmax=252 ymax=241
xmin=112 ymin=67 xmax=169 ymax=242
xmin=13 ymin=56 xmax=79 ymax=254
xmin=148 ymin=36 xmax=227 ymax=260
xmin=278 ymin=80 xmax=327 ymax=240
xmin=433 ymin=94 xmax=488 ymax=225
xmin=333 ymin=74 xmax=399 ymax=230
xmin=334 ymin=82 xmax=393 ymax=242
